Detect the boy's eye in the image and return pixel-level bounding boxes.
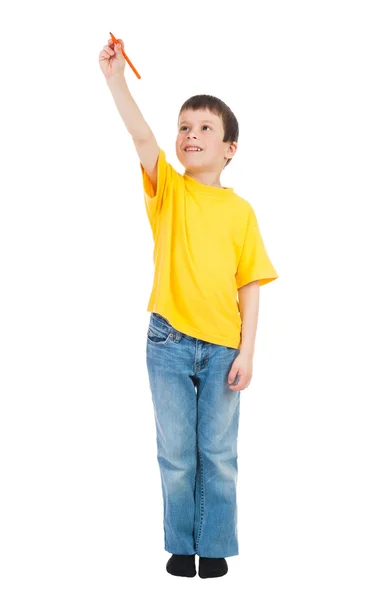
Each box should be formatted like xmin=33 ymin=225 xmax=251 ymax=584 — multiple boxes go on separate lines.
xmin=180 ymin=125 xmax=211 ymax=131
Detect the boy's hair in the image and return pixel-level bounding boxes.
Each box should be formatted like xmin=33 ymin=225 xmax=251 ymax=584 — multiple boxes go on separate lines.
xmin=178 ymin=94 xmax=239 ymax=168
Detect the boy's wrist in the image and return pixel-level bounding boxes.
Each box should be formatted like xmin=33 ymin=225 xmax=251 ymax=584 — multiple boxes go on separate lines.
xmin=239 ymin=346 xmax=254 ymax=358
xmin=106 ymin=73 xmax=126 ymax=86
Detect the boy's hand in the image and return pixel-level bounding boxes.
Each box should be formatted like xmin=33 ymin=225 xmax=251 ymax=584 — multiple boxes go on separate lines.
xmin=99 ymin=37 xmax=126 ymax=79
xmin=228 ymin=353 xmax=253 ymax=391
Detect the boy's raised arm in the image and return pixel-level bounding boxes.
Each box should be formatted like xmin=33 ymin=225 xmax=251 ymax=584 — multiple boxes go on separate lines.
xmin=106 ymin=75 xmax=159 ymax=190
xmin=100 ymin=38 xmax=160 ymax=191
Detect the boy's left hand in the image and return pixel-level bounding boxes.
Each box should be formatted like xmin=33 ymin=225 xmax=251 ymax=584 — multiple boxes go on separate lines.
xmin=228 ymin=352 xmax=253 ymax=391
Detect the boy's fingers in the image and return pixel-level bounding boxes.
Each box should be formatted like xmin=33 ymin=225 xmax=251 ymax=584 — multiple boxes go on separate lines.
xmin=107 ymin=38 xmax=123 ymax=47
xmin=229 ymin=374 xmax=245 ymax=390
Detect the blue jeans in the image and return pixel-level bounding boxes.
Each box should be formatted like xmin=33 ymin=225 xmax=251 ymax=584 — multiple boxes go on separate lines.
xmin=146 ymin=312 xmax=241 ymax=558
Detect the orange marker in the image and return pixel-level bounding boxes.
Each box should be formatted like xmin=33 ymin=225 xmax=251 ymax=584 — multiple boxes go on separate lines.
xmin=109 ymin=32 xmax=141 ymax=79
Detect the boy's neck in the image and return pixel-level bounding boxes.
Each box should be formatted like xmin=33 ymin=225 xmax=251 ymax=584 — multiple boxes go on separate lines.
xmin=184 ymin=170 xmax=224 ymax=189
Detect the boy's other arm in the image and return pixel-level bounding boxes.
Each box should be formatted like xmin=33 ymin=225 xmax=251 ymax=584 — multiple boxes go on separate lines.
xmin=106 ymin=75 xmax=160 ymax=191
xmin=238 ymin=281 xmax=260 ymax=357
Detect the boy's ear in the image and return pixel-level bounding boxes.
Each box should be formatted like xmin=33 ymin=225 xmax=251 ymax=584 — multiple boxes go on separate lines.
xmin=225 ymin=142 xmax=237 ymax=159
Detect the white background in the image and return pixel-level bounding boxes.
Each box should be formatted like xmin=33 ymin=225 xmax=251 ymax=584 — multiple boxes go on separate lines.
xmin=1 ymin=0 xmax=386 ymax=598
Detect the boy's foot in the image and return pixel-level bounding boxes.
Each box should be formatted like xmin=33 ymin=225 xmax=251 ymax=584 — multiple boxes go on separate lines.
xmin=198 ymin=556 xmax=228 ymax=578
xmin=166 ymin=554 xmax=196 ymax=577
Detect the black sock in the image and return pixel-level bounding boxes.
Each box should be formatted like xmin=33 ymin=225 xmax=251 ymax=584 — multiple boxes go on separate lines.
xmin=199 ymin=557 xmax=228 ymax=578
xmin=166 ymin=554 xmax=196 ymax=577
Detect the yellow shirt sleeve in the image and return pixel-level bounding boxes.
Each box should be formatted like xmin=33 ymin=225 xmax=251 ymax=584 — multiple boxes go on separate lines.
xmin=236 ymin=208 xmax=279 ymax=288
xmin=140 ymin=148 xmax=175 ymax=235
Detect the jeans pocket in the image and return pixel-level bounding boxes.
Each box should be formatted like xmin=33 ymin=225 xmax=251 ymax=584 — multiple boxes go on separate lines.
xmin=224 ymin=346 xmax=240 ymax=354
xmin=147 ymin=323 xmax=172 ymax=345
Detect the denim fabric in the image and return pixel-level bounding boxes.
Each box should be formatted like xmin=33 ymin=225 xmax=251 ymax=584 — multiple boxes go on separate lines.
xmin=146 ymin=312 xmax=241 ymax=558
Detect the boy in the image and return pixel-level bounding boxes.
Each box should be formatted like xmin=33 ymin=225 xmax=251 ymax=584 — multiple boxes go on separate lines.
xmin=99 ymin=37 xmax=278 ymax=578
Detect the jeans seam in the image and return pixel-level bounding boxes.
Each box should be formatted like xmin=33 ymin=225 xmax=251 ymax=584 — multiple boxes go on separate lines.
xmin=195 ymin=449 xmax=204 ymax=548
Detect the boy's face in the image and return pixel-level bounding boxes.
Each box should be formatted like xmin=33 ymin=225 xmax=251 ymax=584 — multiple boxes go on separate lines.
xmin=176 ymin=108 xmax=237 ymax=174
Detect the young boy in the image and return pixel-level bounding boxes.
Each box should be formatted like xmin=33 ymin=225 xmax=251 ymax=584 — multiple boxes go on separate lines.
xmin=100 ymin=37 xmax=278 ymax=579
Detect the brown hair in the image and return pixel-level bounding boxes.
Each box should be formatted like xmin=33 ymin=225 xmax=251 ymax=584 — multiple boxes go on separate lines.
xmin=178 ymin=94 xmax=239 ymax=168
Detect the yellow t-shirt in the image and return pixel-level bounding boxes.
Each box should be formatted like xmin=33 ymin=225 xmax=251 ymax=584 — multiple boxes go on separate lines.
xmin=141 ymin=148 xmax=278 ymax=349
